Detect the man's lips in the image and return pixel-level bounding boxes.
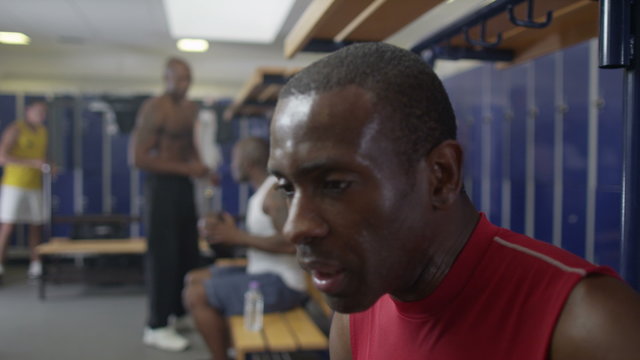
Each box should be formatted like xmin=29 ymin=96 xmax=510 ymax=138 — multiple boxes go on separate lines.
xmin=302 ymin=260 xmax=347 ymax=295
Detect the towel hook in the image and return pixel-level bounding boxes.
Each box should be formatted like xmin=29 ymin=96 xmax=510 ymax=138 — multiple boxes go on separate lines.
xmin=464 ymin=22 xmax=502 ymax=48
xmin=508 ymin=0 xmax=553 ymax=29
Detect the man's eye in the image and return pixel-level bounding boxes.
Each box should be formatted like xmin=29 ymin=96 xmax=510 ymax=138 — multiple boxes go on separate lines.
xmin=323 ymin=180 xmax=351 ymax=194
xmin=275 ymin=183 xmax=295 ymax=198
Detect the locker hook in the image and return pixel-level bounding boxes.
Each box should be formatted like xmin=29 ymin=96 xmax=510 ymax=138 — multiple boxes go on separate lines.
xmin=464 ymin=22 xmax=502 ymax=48
xmin=507 ymin=0 xmax=553 ymax=29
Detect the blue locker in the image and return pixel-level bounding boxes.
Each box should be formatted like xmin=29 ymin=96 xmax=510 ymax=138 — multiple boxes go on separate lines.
xmin=220 ymin=139 xmax=240 ymax=217
xmin=50 ymin=96 xmax=77 ymax=237
xmin=488 ymin=65 xmax=506 ymax=225
xmin=507 ymin=63 xmax=528 ymax=234
xmin=82 ymin=108 xmax=104 ymax=214
xmin=595 ymin=67 xmax=624 ymax=271
xmin=440 ymin=39 xmax=626 ymax=272
xmin=561 ymin=42 xmax=590 ymax=258
xmin=533 ymin=53 xmax=556 ymax=243
xmin=137 ymin=170 xmax=146 ymax=236
xmin=0 ymin=94 xmax=16 ymax=131
xmin=111 ymin=133 xmax=131 ymax=214
xmin=0 ymin=95 xmax=16 ymax=181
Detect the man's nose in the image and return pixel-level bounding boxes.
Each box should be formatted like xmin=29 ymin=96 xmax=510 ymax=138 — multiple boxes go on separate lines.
xmin=283 ymin=194 xmax=328 ymax=244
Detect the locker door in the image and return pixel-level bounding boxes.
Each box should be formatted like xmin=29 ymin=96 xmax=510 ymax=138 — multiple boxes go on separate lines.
xmin=561 ymin=42 xmax=590 ymax=258
xmin=50 ymin=96 xmax=76 ymax=237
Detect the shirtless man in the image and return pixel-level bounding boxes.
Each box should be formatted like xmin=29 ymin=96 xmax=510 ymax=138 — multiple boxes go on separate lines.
xmin=130 ymin=57 xmax=209 ymax=352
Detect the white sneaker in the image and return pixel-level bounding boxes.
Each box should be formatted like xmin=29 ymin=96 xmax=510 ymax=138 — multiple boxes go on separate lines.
xmin=28 ymin=261 xmax=42 ymax=279
xmin=143 ymin=326 xmax=189 ymax=352
xmin=170 ymin=315 xmax=192 ymax=332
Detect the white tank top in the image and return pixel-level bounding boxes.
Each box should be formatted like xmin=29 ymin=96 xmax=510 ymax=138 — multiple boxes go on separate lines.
xmin=246 ymin=176 xmax=306 ymax=292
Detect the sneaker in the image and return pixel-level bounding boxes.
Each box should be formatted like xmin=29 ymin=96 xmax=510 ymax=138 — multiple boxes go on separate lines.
xmin=170 ymin=315 xmax=192 ymax=332
xmin=28 ymin=261 xmax=42 ymax=279
xmin=143 ymin=326 xmax=189 ymax=352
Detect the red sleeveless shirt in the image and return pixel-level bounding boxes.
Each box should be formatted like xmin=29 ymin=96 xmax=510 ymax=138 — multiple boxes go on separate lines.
xmin=350 ymin=214 xmax=619 ymax=360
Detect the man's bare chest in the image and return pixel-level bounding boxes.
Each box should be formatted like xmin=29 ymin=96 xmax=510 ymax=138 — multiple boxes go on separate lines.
xmin=158 ymin=104 xmax=195 ymax=140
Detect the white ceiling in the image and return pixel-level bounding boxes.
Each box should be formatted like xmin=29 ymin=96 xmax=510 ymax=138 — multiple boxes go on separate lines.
xmin=0 ymin=0 xmax=478 ymax=98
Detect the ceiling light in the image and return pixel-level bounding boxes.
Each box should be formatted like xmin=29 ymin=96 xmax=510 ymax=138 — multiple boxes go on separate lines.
xmin=177 ymin=38 xmax=209 ymax=52
xmin=163 ymin=0 xmax=295 ymax=44
xmin=0 ymin=32 xmax=30 ymax=45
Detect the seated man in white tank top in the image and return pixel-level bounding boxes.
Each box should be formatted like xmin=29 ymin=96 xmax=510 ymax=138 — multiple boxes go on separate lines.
xmin=183 ymin=137 xmax=306 ymax=360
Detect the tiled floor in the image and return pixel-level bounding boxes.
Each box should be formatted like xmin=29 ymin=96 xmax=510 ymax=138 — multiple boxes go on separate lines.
xmin=0 ymin=263 xmax=327 ymax=360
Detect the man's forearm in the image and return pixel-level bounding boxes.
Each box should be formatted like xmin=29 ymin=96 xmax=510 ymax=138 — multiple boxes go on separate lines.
xmin=240 ymin=233 xmax=296 ymax=254
xmin=0 ymin=155 xmax=42 ymax=169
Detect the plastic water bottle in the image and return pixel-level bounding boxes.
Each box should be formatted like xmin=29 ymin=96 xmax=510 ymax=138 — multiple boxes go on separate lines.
xmin=244 ymin=280 xmax=264 ymax=331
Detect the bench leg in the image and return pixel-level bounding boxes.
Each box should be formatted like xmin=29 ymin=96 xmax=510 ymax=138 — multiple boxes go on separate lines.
xmin=38 ymin=257 xmax=47 ymax=300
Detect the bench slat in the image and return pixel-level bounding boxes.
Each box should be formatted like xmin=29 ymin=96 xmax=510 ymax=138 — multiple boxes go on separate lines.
xmin=37 ymin=238 xmax=146 ymax=255
xmin=263 ymin=313 xmax=299 ymax=351
xmin=283 ymin=307 xmax=329 ymax=350
xmin=229 ymin=315 xmax=266 ymax=356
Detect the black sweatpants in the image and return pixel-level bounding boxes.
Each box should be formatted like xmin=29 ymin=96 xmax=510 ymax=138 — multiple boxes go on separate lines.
xmin=144 ymin=173 xmax=200 ymax=328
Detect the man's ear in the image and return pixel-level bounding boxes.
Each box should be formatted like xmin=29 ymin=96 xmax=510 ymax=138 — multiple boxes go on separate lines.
xmin=426 ymin=140 xmax=464 ymax=209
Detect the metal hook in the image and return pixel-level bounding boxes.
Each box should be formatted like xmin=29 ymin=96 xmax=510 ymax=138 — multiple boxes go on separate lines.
xmin=508 ymin=0 xmax=553 ymax=29
xmin=464 ymin=22 xmax=502 ymax=48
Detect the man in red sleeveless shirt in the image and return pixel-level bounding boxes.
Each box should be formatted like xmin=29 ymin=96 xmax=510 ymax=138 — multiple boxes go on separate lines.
xmin=268 ymin=43 xmax=640 ymax=359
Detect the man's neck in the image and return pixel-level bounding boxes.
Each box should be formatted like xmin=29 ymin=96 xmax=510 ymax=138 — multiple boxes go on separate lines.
xmin=23 ymin=120 xmax=40 ymax=130
xmin=393 ymin=196 xmax=479 ymax=302
xmin=164 ymin=92 xmax=184 ymax=104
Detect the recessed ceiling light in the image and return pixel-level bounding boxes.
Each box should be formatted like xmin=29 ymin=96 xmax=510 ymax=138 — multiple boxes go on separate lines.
xmin=163 ymin=0 xmax=295 ymax=44
xmin=177 ymin=38 xmax=209 ymax=52
xmin=0 ymin=32 xmax=30 ymax=45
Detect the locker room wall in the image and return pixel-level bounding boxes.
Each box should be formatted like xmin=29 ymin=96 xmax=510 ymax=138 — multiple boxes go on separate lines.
xmin=443 ymin=38 xmax=625 ymax=272
xmin=0 ymin=94 xmax=252 ymax=250
xmin=2 ymin=38 xmax=624 ymax=270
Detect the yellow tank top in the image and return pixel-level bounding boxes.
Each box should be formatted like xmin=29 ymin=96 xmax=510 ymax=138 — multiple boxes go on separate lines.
xmin=1 ymin=121 xmax=48 ymax=189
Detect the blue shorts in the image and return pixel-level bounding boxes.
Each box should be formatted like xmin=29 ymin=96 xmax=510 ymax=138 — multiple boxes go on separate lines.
xmin=204 ymin=266 xmax=308 ymax=316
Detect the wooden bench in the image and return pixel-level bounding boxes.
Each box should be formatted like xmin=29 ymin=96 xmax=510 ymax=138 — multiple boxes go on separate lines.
xmin=229 ymin=307 xmax=329 ymax=360
xmin=223 ymin=260 xmax=331 ymax=360
xmin=36 ymin=237 xmax=146 ymax=299
xmin=36 ymin=237 xmax=211 ymax=299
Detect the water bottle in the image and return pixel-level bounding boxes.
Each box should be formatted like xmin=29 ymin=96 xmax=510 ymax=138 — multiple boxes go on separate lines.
xmin=244 ymin=280 xmax=264 ymax=331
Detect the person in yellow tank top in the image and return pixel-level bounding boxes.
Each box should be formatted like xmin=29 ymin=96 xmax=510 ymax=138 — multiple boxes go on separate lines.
xmin=0 ymin=99 xmax=51 ymax=283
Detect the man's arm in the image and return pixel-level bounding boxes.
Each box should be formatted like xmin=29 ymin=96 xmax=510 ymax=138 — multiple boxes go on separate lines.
xmin=200 ymin=187 xmax=295 ymax=254
xmin=129 ymin=99 xmax=202 ymax=176
xmin=263 ymin=184 xmax=289 ymax=234
xmin=330 ymin=312 xmax=353 ymax=360
xmin=202 ymin=212 xmax=295 ymax=254
xmin=0 ymin=123 xmax=44 ymax=169
xmin=550 ymin=275 xmax=640 ymax=359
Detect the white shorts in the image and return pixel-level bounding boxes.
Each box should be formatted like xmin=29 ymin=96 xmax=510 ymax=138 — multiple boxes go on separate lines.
xmin=0 ymin=185 xmax=47 ymax=225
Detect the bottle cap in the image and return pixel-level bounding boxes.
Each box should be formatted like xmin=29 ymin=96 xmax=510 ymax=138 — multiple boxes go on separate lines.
xmin=249 ymin=280 xmax=260 ymax=289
